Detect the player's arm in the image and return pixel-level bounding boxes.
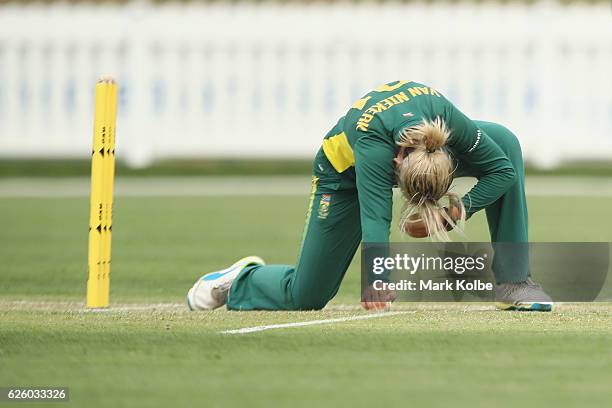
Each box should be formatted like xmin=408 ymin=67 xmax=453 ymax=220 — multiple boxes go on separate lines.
xmin=353 ymin=134 xmax=396 ymax=243
xmin=445 ymin=107 xmax=516 ymax=218
xmin=354 ymin=134 xmax=397 ymax=310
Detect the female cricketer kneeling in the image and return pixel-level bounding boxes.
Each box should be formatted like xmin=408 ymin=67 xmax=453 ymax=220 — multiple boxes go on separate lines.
xmin=187 ymin=80 xmax=552 ymax=312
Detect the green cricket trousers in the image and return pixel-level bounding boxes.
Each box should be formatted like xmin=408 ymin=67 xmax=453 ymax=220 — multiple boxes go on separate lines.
xmin=227 ymin=121 xmax=529 ymax=310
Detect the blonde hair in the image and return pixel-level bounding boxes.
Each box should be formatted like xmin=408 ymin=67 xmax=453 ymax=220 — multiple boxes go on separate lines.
xmin=397 ymin=117 xmax=465 ymax=241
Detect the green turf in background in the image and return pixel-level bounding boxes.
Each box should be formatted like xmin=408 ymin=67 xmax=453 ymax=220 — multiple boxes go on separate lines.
xmin=1 ymin=195 xmax=611 ymax=302
xmin=1 ymin=158 xmax=612 ymax=177
xmin=0 ymin=307 xmax=610 ymax=408
xmin=1 ymin=193 xmax=611 ymax=408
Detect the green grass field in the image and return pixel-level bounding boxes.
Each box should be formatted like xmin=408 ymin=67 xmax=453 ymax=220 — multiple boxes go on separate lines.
xmin=1 ymin=177 xmax=611 ymax=407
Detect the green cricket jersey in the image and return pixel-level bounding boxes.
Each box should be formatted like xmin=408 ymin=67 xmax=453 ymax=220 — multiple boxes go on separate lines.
xmin=321 ymin=80 xmax=517 ymax=243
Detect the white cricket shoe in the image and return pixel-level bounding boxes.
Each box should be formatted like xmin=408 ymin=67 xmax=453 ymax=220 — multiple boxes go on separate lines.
xmin=186 ymin=256 xmax=265 ymax=310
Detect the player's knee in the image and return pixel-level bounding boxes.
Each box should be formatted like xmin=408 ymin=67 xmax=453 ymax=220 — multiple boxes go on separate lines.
xmin=508 ymin=134 xmax=523 ymax=157
xmin=290 ymin=293 xmax=328 ymax=311
xmin=495 ymin=129 xmax=523 ymax=170
xmin=499 ymin=127 xmax=523 ymax=156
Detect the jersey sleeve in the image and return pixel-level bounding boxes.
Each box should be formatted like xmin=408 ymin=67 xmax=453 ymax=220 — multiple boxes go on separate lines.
xmin=353 ymin=134 xmax=396 ymax=243
xmin=445 ymin=106 xmax=517 ymax=217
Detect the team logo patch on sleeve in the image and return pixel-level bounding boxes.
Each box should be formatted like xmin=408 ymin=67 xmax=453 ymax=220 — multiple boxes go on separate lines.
xmin=468 ymin=129 xmax=482 ymax=152
xmin=317 ymin=194 xmax=332 ymax=219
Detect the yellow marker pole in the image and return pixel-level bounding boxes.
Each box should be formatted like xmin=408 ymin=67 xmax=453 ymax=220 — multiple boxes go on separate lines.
xmin=87 ymin=76 xmax=117 ymax=308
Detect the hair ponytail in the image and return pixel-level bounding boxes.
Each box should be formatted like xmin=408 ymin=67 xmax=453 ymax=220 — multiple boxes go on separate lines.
xmin=397 ymin=118 xmax=466 ymax=241
xmin=400 ymin=117 xmax=448 ymax=153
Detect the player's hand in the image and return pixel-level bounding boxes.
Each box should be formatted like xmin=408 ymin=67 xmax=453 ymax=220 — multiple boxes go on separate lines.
xmin=403 ymin=206 xmax=461 ymax=238
xmin=361 ymin=285 xmax=397 ymax=311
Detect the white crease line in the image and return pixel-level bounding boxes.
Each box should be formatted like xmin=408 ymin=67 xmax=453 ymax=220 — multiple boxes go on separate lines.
xmin=0 ymin=301 xmax=184 ymax=312
xmin=219 ymin=311 xmax=414 ymax=334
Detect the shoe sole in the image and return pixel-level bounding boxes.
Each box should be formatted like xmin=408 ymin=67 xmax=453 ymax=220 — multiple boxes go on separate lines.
xmin=186 ymin=294 xmax=193 ymax=311
xmin=496 ymin=302 xmax=553 ymax=312
xmin=186 ymin=281 xmax=202 ymax=311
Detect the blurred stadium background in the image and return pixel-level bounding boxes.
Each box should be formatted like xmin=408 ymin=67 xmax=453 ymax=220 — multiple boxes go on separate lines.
xmin=0 ymin=0 xmax=610 ymax=172
xmin=1 ymin=3 xmax=611 ymax=406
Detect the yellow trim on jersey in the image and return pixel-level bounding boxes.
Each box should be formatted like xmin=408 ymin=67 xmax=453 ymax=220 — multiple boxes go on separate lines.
xmin=351 ymin=81 xmax=409 ymax=111
xmin=351 ymin=96 xmax=371 ymax=110
xmin=374 ymin=80 xmax=408 ymax=92
xmin=322 ymin=132 xmax=355 ymax=173
xmin=295 ymin=176 xmax=319 ymax=266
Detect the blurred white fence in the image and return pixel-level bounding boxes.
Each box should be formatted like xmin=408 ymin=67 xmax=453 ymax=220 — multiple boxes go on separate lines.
xmin=0 ymin=1 xmax=611 ymax=167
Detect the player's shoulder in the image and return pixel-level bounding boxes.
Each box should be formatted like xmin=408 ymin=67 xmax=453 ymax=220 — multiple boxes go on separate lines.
xmin=343 ymin=80 xmax=452 ymax=141
xmin=358 ymin=80 xmax=449 ymax=110
xmin=361 ymin=80 xmax=419 ymax=100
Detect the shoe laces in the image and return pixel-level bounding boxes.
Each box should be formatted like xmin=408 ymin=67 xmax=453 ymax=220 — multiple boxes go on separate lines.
xmin=498 ymin=278 xmax=540 ymax=296
xmin=525 ymin=278 xmax=542 ymax=289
